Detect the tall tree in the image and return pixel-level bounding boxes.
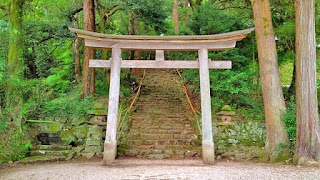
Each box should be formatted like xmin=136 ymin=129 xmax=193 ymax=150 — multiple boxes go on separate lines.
xmin=6 ymin=0 xmax=25 ymax=129
xmin=183 ymin=0 xmax=189 ymax=25
xmin=294 ymin=0 xmax=320 ymax=165
xmin=251 ymin=0 xmax=290 ymax=162
xmin=72 ymin=12 xmax=81 ymax=83
xmin=172 ymin=0 xmax=179 ymax=34
xmin=97 ymin=4 xmax=121 ymax=83
xmin=129 ymin=11 xmax=141 ymax=76
xmin=81 ymin=0 xmax=96 ymax=98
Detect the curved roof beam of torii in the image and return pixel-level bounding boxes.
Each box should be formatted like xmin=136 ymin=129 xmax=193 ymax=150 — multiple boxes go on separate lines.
xmin=69 ymin=27 xmax=254 ymax=51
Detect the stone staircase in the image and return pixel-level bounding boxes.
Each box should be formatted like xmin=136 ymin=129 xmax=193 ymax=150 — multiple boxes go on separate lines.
xmin=125 ymin=69 xmax=201 ymax=159
xmin=20 ymin=145 xmax=71 ymax=164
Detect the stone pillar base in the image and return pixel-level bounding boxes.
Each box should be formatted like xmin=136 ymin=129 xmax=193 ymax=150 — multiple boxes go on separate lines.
xmin=202 ymin=141 xmax=215 ymax=165
xmin=102 ymin=140 xmax=117 ymax=166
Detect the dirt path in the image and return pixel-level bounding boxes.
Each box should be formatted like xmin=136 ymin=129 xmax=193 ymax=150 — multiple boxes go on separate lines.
xmin=0 ymin=158 xmax=320 ymax=180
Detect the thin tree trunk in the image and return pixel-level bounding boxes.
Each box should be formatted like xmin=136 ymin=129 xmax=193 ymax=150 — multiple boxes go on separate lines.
xmin=129 ymin=12 xmax=141 ymax=77
xmin=172 ymin=0 xmax=179 ymax=34
xmin=81 ymin=0 xmax=96 ymax=98
xmin=72 ymin=14 xmax=81 ymax=83
xmin=6 ymin=0 xmax=24 ymax=130
xmin=183 ymin=0 xmax=189 ymax=25
xmin=251 ymin=0 xmax=289 ymax=162
xmin=294 ymin=0 xmax=320 ymax=165
xmin=99 ymin=15 xmax=111 ymax=85
xmin=99 ymin=15 xmax=108 ymax=60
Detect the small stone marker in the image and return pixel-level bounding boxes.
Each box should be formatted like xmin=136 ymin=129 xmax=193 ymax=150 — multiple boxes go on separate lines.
xmin=216 ymin=105 xmax=236 ymax=125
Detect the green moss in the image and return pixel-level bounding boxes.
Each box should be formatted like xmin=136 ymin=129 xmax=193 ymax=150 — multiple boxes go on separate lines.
xmin=221 ymin=105 xmax=232 ymax=111
xmin=72 ymin=125 xmax=89 ymax=139
xmin=87 ymin=110 xmax=108 ymax=115
xmin=60 ymin=130 xmax=76 ymax=145
xmin=94 ymin=102 xmax=104 ymax=110
xmin=39 ymin=122 xmax=63 ymax=133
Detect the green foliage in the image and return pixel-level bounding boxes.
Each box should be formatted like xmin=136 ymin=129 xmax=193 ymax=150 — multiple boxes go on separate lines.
xmin=283 ymin=102 xmax=296 ymax=149
xmin=26 ymin=92 xmax=94 ymax=120
xmin=188 ymin=3 xmax=245 ymax=35
xmin=127 ymin=0 xmax=169 ymax=33
xmin=0 ymin=125 xmax=33 ymax=164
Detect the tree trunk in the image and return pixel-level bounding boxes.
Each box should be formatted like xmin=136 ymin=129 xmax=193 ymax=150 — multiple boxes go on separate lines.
xmin=129 ymin=12 xmax=141 ymax=77
xmin=81 ymin=0 xmax=96 ymax=98
xmin=99 ymin=15 xmax=111 ymax=85
xmin=251 ymin=0 xmax=290 ymax=162
xmin=294 ymin=0 xmax=320 ymax=165
xmin=183 ymin=0 xmax=189 ymax=25
xmin=72 ymin=14 xmax=81 ymax=83
xmin=6 ymin=0 xmax=24 ymax=129
xmin=172 ymin=0 xmax=179 ymax=34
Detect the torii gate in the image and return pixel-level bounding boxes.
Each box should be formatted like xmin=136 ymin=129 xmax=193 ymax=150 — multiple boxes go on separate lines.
xmin=69 ymin=27 xmax=254 ymax=165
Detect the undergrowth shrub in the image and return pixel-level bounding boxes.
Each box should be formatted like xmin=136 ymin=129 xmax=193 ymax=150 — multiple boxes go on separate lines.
xmin=283 ymin=102 xmax=296 ymax=149
xmin=0 ymin=122 xmax=33 ymax=164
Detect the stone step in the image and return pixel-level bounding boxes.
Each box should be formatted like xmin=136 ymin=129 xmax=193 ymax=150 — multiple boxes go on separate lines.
xmin=137 ymin=99 xmax=183 ymax=102
xmin=130 ymin=115 xmax=187 ymax=119
xmin=30 ymin=150 xmax=70 ymax=156
xmin=19 ymin=155 xmax=66 ymax=164
xmin=125 ymin=69 xmax=200 ymax=159
xmin=128 ymin=138 xmax=197 ymax=146
xmin=124 ymin=148 xmax=201 ymax=158
xmin=128 ymin=129 xmax=195 ymax=134
xmin=34 ymin=145 xmax=72 ymax=151
xmin=128 ymin=129 xmax=193 ymax=134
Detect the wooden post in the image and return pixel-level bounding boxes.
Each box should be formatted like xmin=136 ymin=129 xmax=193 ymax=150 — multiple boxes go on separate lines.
xmin=103 ymin=48 xmax=121 ymax=166
xmin=199 ymin=48 xmax=215 ymax=165
xmin=155 ymin=50 xmax=165 ymax=61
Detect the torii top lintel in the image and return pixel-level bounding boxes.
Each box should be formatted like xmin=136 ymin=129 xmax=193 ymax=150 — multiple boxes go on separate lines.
xmin=69 ymin=27 xmax=254 ymax=51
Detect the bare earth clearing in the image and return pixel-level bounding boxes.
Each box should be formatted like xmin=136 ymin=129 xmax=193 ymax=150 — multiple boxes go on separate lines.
xmin=0 ymin=158 xmax=320 ymax=180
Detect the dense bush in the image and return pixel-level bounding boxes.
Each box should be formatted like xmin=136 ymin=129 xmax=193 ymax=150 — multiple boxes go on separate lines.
xmin=0 ymin=123 xmax=33 ymax=164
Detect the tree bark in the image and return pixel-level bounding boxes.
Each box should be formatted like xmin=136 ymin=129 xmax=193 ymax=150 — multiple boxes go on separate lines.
xmin=81 ymin=0 xmax=96 ymax=98
xmin=129 ymin=12 xmax=141 ymax=76
xmin=183 ymin=0 xmax=189 ymax=25
xmin=72 ymin=13 xmax=81 ymax=83
xmin=172 ymin=0 xmax=179 ymax=34
xmin=6 ymin=0 xmax=24 ymax=129
xmin=294 ymin=0 xmax=320 ymax=165
xmin=251 ymin=0 xmax=289 ymax=162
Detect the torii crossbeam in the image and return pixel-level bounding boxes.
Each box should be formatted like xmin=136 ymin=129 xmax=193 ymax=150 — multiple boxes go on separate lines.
xmin=69 ymin=27 xmax=254 ymax=165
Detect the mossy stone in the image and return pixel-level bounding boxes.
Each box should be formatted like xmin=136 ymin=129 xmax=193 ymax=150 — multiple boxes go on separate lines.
xmin=60 ymin=130 xmax=76 ymax=145
xmin=221 ymin=105 xmax=232 ymax=111
xmin=84 ymin=145 xmax=103 ymax=153
xmin=72 ymin=117 xmax=87 ymax=126
xmin=217 ymin=111 xmax=236 ymax=116
xmin=94 ymin=103 xmax=104 ymax=110
xmin=87 ymin=110 xmax=108 ymax=115
xmin=39 ymin=122 xmax=63 ymax=133
xmin=55 ymin=116 xmax=67 ymax=124
xmin=72 ymin=125 xmax=89 ymax=139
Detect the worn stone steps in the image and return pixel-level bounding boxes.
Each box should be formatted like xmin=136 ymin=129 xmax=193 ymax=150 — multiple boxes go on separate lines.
xmin=19 ymin=155 xmax=66 ymax=164
xmin=130 ymin=114 xmax=187 ymax=118
xmin=129 ymin=129 xmax=194 ymax=134
xmin=35 ymin=145 xmax=72 ymax=151
xmin=30 ymin=150 xmax=70 ymax=156
xmin=125 ymin=69 xmax=200 ymax=159
xmin=20 ymin=145 xmax=71 ymax=164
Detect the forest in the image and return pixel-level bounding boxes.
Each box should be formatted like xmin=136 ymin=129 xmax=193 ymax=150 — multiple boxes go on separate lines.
xmin=0 ymin=0 xmax=320 ymax=166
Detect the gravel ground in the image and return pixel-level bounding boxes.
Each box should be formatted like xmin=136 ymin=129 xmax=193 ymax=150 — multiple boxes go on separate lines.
xmin=0 ymin=158 xmax=320 ymax=180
